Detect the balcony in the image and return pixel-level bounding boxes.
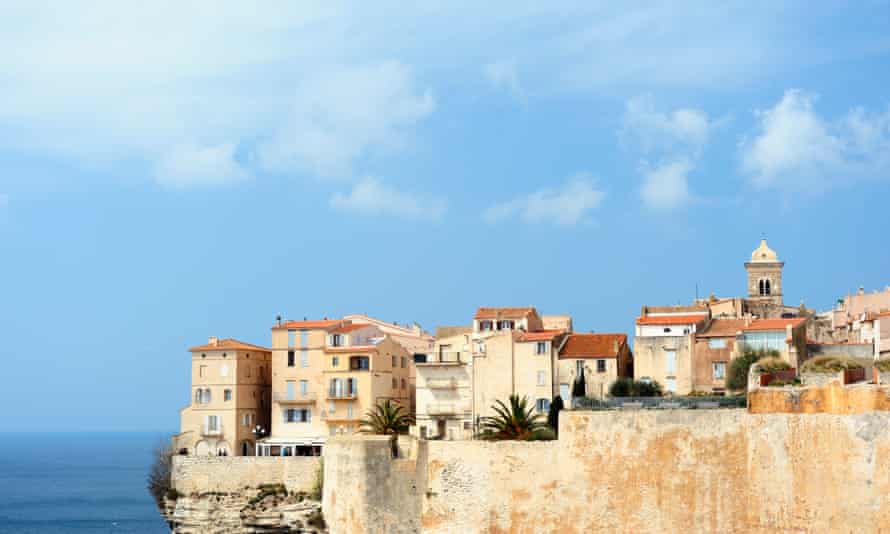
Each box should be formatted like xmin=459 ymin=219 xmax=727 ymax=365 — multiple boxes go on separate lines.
xmin=426 ymin=403 xmax=464 ymax=416
xmin=419 ymin=351 xmax=465 ymax=365
xmin=274 ymin=392 xmax=318 ymax=404
xmin=327 ymin=390 xmax=358 ymax=400
xmin=426 ymin=378 xmax=458 ymax=389
xmin=201 ymin=424 xmax=224 ymax=437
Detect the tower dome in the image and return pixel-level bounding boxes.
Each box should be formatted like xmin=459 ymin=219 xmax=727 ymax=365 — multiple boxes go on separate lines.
xmin=750 ymin=239 xmax=779 ymax=263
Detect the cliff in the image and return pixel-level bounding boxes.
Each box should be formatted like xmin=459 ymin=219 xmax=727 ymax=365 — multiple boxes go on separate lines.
xmin=161 ymin=487 xmax=326 ymax=534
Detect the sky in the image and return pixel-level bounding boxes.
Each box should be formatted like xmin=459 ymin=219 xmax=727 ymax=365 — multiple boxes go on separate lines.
xmin=1 ymin=1 xmax=890 ymax=432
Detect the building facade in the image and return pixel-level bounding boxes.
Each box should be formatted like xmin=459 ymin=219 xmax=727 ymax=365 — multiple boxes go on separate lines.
xmin=174 ymin=337 xmax=271 ymax=457
xmin=414 ymin=327 xmax=473 ymax=440
xmin=557 ymin=333 xmax=632 ymax=402
xmin=692 ymin=319 xmax=746 ymax=394
xmin=633 ymin=305 xmax=710 ymax=395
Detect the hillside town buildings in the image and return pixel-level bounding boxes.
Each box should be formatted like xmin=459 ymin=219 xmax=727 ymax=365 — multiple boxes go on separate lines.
xmin=174 ymin=239 xmax=889 ymax=454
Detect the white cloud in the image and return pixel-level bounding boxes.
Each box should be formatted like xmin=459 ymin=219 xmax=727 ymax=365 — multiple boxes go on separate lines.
xmin=741 ymin=89 xmax=890 ymax=190
xmin=330 ymin=177 xmax=446 ymax=220
xmin=640 ymin=159 xmax=693 ymax=210
xmin=622 ymin=95 xmax=711 ymax=152
xmin=154 ymin=143 xmax=249 ymax=189
xmin=484 ymin=59 xmax=526 ymax=105
xmin=484 ymin=174 xmax=604 ymax=226
xmin=258 ymin=61 xmax=435 ymax=178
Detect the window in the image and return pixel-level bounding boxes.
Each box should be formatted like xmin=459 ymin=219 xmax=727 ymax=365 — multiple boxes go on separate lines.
xmin=479 ymin=320 xmax=493 ymax=331
xmin=199 ymin=365 xmax=207 ymax=378
xmin=537 ymin=371 xmax=546 ymax=386
xmin=242 ymin=413 xmax=253 ymax=427
xmin=346 ymin=378 xmax=356 ymax=396
xmin=665 ymin=350 xmax=676 ymax=375
xmin=328 ymin=401 xmax=336 ymax=413
xmin=300 ymin=350 xmax=308 ymax=368
xmin=206 ymin=415 xmax=219 ymax=432
xmin=330 ymin=378 xmax=343 ymax=398
xmin=597 ymin=359 xmax=606 ymax=373
xmin=535 ymin=342 xmax=547 ymax=355
xmin=285 ymin=408 xmax=311 ymax=423
xmin=220 ymin=363 xmax=229 ymax=377
xmin=194 ymin=389 xmax=202 ymax=404
xmin=708 ymin=339 xmax=727 ymax=349
xmin=475 ymin=341 xmax=486 ymax=353
xmin=224 ymin=389 xmax=232 ymax=401
xmin=713 ymin=362 xmax=726 ymax=380
xmin=286 ymin=380 xmax=295 ymax=400
xmin=575 ymin=360 xmax=584 ymax=375
xmin=350 ymin=356 xmax=369 ymax=370
xmin=392 ymin=378 xmax=398 ymax=389
xmin=332 ymin=356 xmax=339 ymax=367
xmin=663 ymin=327 xmax=672 ymax=333
xmin=330 ymin=334 xmax=343 ymax=347
xmin=287 ymin=329 xmax=296 ymax=347
xmin=347 ymin=402 xmax=354 ymax=418
xmin=759 ymin=278 xmax=771 ymax=296
xmin=401 ymin=378 xmax=406 ymax=389
xmin=246 ymin=365 xmax=251 ymax=377
xmin=392 ymin=355 xmax=397 ymax=367
xmin=300 ymin=330 xmax=308 ymax=347
xmin=287 ymin=351 xmax=295 ymax=367
xmin=401 ymin=356 xmax=407 ymax=368
xmin=300 ymin=380 xmax=308 ymax=396
xmin=535 ymin=398 xmax=550 ymax=413
xmin=203 ymin=388 xmax=211 ymax=403
xmin=497 ymin=320 xmax=514 ymax=330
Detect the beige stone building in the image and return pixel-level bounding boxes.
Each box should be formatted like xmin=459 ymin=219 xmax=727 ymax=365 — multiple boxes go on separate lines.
xmin=557 ymin=333 xmax=632 ymax=402
xmin=413 ymin=307 xmax=570 ymax=440
xmin=174 ymin=337 xmax=271 ymax=456
xmin=260 ymin=316 xmax=421 ymax=456
xmin=633 ymin=305 xmax=710 ymax=395
xmin=692 ymin=319 xmax=746 ymax=393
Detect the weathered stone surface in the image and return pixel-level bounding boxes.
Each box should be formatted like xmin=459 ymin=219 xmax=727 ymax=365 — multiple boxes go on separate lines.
xmin=163 ymin=490 xmax=326 ymax=534
xmin=171 ymin=456 xmax=321 ymax=494
xmin=323 ymin=411 xmax=890 ymax=534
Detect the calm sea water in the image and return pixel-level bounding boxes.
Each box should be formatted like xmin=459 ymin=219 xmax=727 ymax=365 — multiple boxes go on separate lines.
xmin=0 ymin=433 xmax=171 ymax=533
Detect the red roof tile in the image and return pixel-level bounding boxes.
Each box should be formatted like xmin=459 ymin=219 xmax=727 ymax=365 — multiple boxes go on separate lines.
xmin=741 ymin=318 xmax=807 ymax=332
xmin=189 ymin=338 xmax=270 ymax=353
xmin=519 ymin=329 xmax=565 ymax=342
xmin=330 ymin=323 xmax=370 ymax=334
xmin=696 ymin=319 xmax=746 ymax=338
xmin=273 ymin=319 xmax=343 ymax=330
xmin=636 ymin=314 xmax=708 ymax=326
xmin=474 ymin=307 xmax=537 ymax=320
xmin=559 ymin=333 xmax=626 ymax=358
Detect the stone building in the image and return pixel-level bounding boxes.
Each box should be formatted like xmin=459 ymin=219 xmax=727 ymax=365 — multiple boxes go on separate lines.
xmin=692 ymin=319 xmax=746 ymax=394
xmin=557 ymin=333 xmax=632 ymax=402
xmin=414 ymin=327 xmax=473 ymax=440
xmin=174 ymin=337 xmax=272 ymax=456
xmin=633 ymin=305 xmax=710 ymax=395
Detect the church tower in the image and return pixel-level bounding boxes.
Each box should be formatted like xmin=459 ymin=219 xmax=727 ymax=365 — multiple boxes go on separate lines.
xmin=745 ymin=239 xmax=784 ymax=309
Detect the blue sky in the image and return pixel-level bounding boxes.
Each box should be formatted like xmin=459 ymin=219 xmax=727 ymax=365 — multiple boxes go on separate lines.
xmin=1 ymin=2 xmax=889 ymax=431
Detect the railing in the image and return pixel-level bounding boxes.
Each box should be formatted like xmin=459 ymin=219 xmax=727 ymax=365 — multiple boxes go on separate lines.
xmin=327 ymin=390 xmax=358 ymax=399
xmin=419 ymin=351 xmax=465 ymax=364
xmin=572 ymin=396 xmax=747 ymax=411
xmin=273 ymin=392 xmax=318 ymax=403
xmin=426 ymin=378 xmax=458 ymax=389
xmin=201 ymin=423 xmax=224 ymax=436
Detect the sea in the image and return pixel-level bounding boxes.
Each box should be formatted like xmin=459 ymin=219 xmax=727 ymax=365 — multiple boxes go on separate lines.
xmin=0 ymin=433 xmax=171 ymax=533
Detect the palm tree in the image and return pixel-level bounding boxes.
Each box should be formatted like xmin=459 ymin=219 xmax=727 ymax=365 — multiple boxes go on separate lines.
xmin=359 ymin=400 xmax=413 ymax=457
xmin=478 ymin=394 xmax=554 ymax=441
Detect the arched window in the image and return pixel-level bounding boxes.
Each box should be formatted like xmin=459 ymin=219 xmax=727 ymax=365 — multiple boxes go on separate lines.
xmin=759 ymin=278 xmax=771 ymax=296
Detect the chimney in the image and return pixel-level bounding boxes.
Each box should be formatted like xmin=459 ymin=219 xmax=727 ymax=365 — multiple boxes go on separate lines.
xmin=208 ymin=336 xmax=218 ymax=346
xmin=613 ymin=339 xmax=619 ymax=354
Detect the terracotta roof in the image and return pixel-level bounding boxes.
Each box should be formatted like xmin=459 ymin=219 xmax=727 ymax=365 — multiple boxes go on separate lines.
xmin=189 ymin=338 xmax=270 ymax=353
xmin=474 ymin=307 xmax=537 ymax=320
xmin=696 ymin=319 xmax=746 ymax=338
xmin=559 ymin=333 xmax=626 ymax=358
xmin=643 ymin=305 xmax=708 ymax=314
xmin=741 ymin=318 xmax=806 ymax=332
xmin=519 ymin=329 xmax=565 ymax=342
xmin=330 ymin=323 xmax=370 ymax=334
xmin=273 ymin=319 xmax=343 ymax=330
xmin=636 ymin=315 xmax=708 ymax=326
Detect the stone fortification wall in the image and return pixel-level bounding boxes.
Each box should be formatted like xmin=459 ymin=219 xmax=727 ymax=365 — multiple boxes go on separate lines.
xmin=171 ymin=455 xmax=321 ymax=494
xmin=323 ymin=410 xmax=890 ymax=533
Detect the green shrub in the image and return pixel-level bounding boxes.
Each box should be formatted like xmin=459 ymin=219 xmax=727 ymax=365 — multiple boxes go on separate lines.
xmin=874 ymin=359 xmax=890 ymax=372
xmin=146 ymin=442 xmax=174 ymax=508
xmin=727 ymin=349 xmax=779 ymax=391
xmin=756 ymin=356 xmax=791 ymax=373
xmin=609 ymin=377 xmax=632 ymax=397
xmin=608 ymin=378 xmax=663 ymax=397
xmin=547 ymin=395 xmax=564 ymax=437
xmin=801 ymin=355 xmax=864 ymax=374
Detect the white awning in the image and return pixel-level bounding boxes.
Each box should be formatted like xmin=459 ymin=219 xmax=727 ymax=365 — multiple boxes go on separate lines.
xmin=257 ymin=437 xmax=327 ymax=447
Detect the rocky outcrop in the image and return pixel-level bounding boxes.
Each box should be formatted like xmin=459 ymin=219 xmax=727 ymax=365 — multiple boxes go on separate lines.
xmin=162 ymin=488 xmax=327 ymax=534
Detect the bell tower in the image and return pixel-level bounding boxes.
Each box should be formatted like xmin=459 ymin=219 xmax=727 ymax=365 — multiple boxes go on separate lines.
xmin=745 ymin=239 xmax=783 ymax=308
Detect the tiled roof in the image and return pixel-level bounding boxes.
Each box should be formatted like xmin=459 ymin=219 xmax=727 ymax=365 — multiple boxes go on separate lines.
xmin=741 ymin=318 xmax=807 ymax=332
xmin=696 ymin=319 xmax=746 ymax=338
xmin=559 ymin=333 xmax=626 ymax=358
xmin=189 ymin=338 xmax=270 ymax=353
xmin=636 ymin=315 xmax=708 ymax=326
xmin=330 ymin=323 xmax=370 ymax=334
xmin=436 ymin=326 xmax=472 ymax=338
xmin=643 ymin=305 xmax=708 ymax=314
xmin=519 ymin=329 xmax=565 ymax=342
xmin=273 ymin=319 xmax=343 ymax=330
xmin=474 ymin=307 xmax=537 ymax=320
